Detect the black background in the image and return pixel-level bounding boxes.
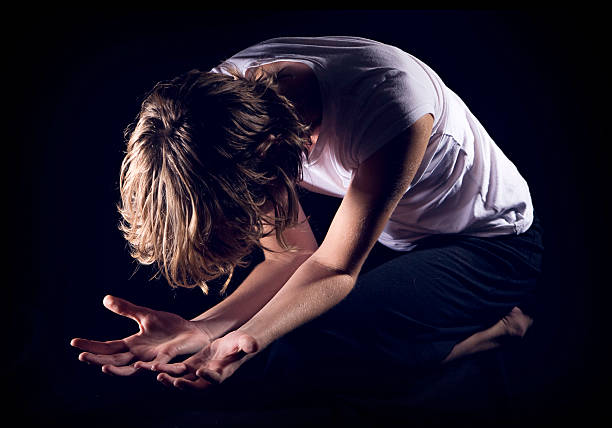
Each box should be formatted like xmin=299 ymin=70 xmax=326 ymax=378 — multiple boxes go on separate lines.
xmin=7 ymin=10 xmax=607 ymax=426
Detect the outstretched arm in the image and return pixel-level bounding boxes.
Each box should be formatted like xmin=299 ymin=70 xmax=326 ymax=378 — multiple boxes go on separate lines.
xmin=239 ymin=114 xmax=433 ymax=349
xmin=156 ymin=114 xmax=433 ymax=389
xmin=71 ymin=202 xmax=317 ymax=375
xmin=189 ymin=201 xmax=318 ymax=340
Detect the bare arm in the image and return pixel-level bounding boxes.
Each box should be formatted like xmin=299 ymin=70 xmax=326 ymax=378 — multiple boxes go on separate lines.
xmin=154 ymin=114 xmax=433 ymax=389
xmin=71 ymin=199 xmax=318 ymax=376
xmin=191 ymin=200 xmax=319 ymax=340
xmin=239 ymin=114 xmax=433 ymax=350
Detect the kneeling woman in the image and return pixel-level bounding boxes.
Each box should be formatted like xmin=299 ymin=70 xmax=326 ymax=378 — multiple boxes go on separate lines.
xmin=72 ymin=36 xmax=543 ymax=393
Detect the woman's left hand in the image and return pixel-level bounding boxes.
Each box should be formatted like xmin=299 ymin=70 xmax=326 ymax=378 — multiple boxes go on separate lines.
xmin=153 ymin=330 xmax=259 ymax=390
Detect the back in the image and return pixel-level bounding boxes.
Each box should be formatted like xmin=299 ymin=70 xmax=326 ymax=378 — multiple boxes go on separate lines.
xmin=213 ymin=36 xmax=534 ymax=250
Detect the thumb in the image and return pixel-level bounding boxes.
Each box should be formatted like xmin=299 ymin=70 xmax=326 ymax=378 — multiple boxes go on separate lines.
xmin=103 ymin=295 xmax=148 ymax=322
xmin=237 ymin=333 xmax=259 ymax=354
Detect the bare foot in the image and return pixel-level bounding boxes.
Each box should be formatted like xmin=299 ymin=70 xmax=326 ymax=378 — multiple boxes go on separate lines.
xmin=500 ymin=306 xmax=533 ymax=338
xmin=442 ymin=306 xmax=533 ymax=364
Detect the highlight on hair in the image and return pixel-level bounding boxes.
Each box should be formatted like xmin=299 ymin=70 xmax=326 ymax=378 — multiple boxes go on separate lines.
xmin=118 ymin=64 xmax=311 ymax=294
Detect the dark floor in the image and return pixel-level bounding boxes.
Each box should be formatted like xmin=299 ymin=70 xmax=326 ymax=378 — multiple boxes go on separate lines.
xmin=35 ymin=347 xmax=526 ymax=427
xmin=29 ymin=336 xmax=581 ymax=428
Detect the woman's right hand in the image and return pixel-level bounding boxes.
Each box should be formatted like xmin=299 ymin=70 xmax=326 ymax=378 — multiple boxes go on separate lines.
xmin=70 ymin=295 xmax=212 ymax=376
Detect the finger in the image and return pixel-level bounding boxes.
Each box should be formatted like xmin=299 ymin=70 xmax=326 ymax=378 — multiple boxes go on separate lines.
xmin=133 ymin=353 xmax=173 ymax=371
xmin=152 ymin=362 xmax=188 ymax=376
xmin=101 ymin=364 xmax=140 ymax=376
xmin=157 ymin=373 xmax=198 ymax=387
xmin=196 ymin=368 xmax=222 ymax=385
xmin=103 ymin=295 xmax=149 ymax=322
xmin=174 ymin=376 xmax=211 ymax=390
xmin=70 ymin=338 xmax=128 ymax=354
xmin=79 ymin=351 xmax=133 ymax=366
xmin=156 ymin=372 xmax=199 ymax=388
xmin=157 ymin=372 xmax=174 ymax=388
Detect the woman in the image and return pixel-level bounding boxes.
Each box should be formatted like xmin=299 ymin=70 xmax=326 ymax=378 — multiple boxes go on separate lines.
xmin=71 ymin=36 xmax=543 ymax=395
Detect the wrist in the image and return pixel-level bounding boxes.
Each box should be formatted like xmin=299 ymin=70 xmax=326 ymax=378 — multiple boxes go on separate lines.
xmin=191 ymin=315 xmax=240 ymax=341
xmin=237 ymin=320 xmax=273 ymax=352
xmin=190 ymin=318 xmax=215 ymax=341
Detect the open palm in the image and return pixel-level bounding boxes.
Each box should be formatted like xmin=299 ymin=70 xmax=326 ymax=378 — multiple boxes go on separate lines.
xmin=154 ymin=330 xmax=259 ymax=390
xmin=71 ymin=295 xmax=211 ymax=376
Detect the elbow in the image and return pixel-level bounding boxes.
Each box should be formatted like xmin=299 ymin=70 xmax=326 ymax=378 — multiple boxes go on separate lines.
xmin=289 ymin=246 xmax=317 ymax=266
xmin=307 ymin=255 xmax=357 ymax=282
xmin=264 ymin=247 xmax=315 ymax=267
xmin=307 ymin=250 xmax=363 ymax=281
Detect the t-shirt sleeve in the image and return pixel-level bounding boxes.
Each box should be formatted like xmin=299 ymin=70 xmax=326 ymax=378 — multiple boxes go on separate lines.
xmin=351 ymin=69 xmax=436 ymax=165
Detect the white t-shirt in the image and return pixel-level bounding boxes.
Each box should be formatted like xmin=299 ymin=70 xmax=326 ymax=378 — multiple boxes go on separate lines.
xmin=212 ymin=36 xmax=533 ymax=251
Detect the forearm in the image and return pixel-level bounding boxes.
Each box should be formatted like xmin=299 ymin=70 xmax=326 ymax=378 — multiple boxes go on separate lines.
xmin=191 ymin=252 xmax=311 ymax=340
xmin=238 ymin=256 xmax=356 ymax=350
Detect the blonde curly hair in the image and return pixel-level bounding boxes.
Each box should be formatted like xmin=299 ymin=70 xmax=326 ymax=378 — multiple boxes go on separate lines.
xmin=119 ymin=65 xmax=310 ymax=294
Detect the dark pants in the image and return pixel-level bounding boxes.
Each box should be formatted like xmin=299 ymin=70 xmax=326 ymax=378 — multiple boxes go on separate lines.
xmin=224 ymin=191 xmax=544 ymax=403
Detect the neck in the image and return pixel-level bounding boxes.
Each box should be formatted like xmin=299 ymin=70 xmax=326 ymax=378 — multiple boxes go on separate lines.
xmin=272 ymin=62 xmax=323 ymax=131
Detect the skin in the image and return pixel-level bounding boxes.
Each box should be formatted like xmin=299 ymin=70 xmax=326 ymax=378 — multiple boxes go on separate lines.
xmin=71 ymin=203 xmax=317 ymax=376
xmin=71 ymin=296 xmax=212 ymax=376
xmin=71 ymin=61 xmax=532 ymax=389
xmin=152 ymin=111 xmax=434 ymax=389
